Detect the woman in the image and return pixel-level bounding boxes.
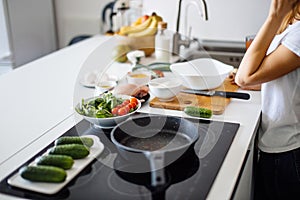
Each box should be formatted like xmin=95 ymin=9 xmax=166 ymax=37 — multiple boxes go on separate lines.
xmin=235 ymin=0 xmax=300 ymax=199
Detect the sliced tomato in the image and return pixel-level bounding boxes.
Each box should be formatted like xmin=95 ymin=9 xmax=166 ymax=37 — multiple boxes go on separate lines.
xmin=126 ymin=103 xmax=133 ymax=110
xmin=115 ymin=104 xmax=122 ymax=109
xmin=122 ymin=99 xmax=130 ymax=106
xmin=118 ymin=107 xmax=128 ymax=116
xmin=130 ymin=97 xmax=138 ymax=105
xmin=111 ymin=107 xmax=118 ymax=116
xmin=130 ymin=102 xmax=137 ymax=109
xmin=122 ymin=105 xmax=130 ymax=113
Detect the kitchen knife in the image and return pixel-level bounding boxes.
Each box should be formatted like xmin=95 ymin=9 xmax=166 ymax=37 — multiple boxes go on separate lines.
xmin=181 ymin=89 xmax=250 ymax=100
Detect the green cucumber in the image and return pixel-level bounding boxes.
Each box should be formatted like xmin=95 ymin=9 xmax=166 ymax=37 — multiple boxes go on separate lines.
xmin=19 ymin=165 xmax=66 ymax=183
xmin=36 ymin=155 xmax=74 ymax=170
xmin=184 ymin=106 xmax=212 ymax=118
xmin=55 ymin=136 xmax=94 ymax=147
xmin=148 ymin=63 xmax=171 ymax=71
xmin=49 ymin=144 xmax=90 ymax=159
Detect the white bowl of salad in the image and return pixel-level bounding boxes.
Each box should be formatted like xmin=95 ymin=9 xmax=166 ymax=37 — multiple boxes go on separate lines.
xmin=75 ymin=93 xmax=141 ymax=129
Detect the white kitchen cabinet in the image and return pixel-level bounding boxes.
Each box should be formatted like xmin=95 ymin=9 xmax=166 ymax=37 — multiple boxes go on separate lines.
xmin=0 ymin=0 xmax=57 ymax=69
xmin=231 ymin=122 xmax=260 ymax=200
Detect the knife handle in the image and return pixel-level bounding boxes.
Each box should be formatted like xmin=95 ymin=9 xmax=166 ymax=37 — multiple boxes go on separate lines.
xmin=215 ymin=91 xmax=250 ymax=100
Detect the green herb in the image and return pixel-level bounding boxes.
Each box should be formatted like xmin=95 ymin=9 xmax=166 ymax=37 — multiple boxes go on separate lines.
xmin=76 ymin=93 xmax=124 ymax=118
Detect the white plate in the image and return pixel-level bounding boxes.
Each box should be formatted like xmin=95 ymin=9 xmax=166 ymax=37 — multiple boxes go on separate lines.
xmin=7 ymin=135 xmax=104 ymax=195
xmin=80 ymin=72 xmax=119 ymax=88
xmin=80 ymin=79 xmax=96 ymax=88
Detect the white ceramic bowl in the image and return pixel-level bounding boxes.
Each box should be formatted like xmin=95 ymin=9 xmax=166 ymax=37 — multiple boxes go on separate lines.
xmin=127 ymin=71 xmax=151 ymax=86
xmin=94 ymin=80 xmax=117 ymax=95
xmin=148 ymin=77 xmax=182 ymax=102
xmin=170 ymin=58 xmax=234 ymax=90
xmin=75 ymin=95 xmax=141 ymax=129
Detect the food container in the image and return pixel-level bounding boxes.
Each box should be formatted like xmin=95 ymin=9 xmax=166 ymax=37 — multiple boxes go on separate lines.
xmin=127 ymin=71 xmax=151 ymax=86
xmin=94 ymin=80 xmax=117 ymax=95
xmin=75 ymin=95 xmax=141 ymax=129
xmin=148 ymin=77 xmax=182 ymax=102
xmin=170 ymin=58 xmax=234 ymax=90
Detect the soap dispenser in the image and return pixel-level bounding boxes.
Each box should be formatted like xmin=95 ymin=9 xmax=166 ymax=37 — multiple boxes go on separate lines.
xmin=155 ymin=22 xmax=171 ymax=63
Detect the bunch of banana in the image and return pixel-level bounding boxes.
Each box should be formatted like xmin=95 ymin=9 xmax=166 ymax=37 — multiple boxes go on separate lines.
xmin=118 ymin=12 xmax=163 ymax=37
xmin=128 ymin=17 xmax=158 ymax=37
xmin=131 ymin=15 xmax=148 ymax=27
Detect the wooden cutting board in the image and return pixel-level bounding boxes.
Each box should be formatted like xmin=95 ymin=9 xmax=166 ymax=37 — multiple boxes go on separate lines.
xmin=149 ymin=78 xmax=239 ymax=115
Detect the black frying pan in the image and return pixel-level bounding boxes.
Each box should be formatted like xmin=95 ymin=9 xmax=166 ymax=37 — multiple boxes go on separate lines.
xmin=111 ymin=115 xmax=199 ymax=187
xmin=114 ymin=149 xmax=200 ymax=200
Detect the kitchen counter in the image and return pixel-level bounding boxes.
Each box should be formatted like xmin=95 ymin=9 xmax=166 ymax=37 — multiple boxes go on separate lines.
xmin=0 ymin=35 xmax=261 ymax=200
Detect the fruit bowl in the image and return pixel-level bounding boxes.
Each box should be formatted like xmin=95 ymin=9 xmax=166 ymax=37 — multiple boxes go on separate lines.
xmin=115 ymin=12 xmax=163 ymax=57
xmin=75 ymin=94 xmax=141 ymax=129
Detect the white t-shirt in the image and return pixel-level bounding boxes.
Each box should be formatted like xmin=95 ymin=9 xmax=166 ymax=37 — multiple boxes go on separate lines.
xmin=258 ymin=20 xmax=300 ymax=153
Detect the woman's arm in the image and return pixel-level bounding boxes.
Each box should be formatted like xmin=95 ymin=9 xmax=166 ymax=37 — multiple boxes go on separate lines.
xmin=235 ymin=0 xmax=300 ymax=87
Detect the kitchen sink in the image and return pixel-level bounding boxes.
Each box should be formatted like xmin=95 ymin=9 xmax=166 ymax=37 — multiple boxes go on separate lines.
xmin=179 ymin=40 xmax=246 ymax=68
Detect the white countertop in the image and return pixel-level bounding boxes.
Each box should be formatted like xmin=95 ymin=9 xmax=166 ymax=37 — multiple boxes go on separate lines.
xmin=0 ymin=35 xmax=261 ymax=200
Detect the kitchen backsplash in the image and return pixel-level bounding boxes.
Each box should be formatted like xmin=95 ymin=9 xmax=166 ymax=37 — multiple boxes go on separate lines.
xmin=143 ymin=0 xmax=270 ymax=42
xmin=54 ymin=0 xmax=270 ymax=47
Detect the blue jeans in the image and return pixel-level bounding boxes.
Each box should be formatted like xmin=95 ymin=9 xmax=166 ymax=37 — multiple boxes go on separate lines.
xmin=255 ymin=147 xmax=300 ymax=200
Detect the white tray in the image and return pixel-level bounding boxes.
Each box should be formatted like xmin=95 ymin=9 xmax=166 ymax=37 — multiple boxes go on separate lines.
xmin=8 ymin=135 xmax=104 ymax=195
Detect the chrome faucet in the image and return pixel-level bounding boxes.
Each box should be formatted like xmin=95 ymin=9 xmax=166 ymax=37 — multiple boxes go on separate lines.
xmin=172 ymin=0 xmax=208 ymax=56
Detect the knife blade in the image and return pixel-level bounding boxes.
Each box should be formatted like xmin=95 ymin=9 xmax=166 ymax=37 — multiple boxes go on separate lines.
xmin=181 ymin=89 xmax=250 ymax=100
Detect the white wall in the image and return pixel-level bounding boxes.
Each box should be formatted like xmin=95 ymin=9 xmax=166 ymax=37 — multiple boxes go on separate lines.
xmin=54 ymin=0 xmax=270 ymax=48
xmin=55 ymin=0 xmax=110 ymax=48
xmin=143 ymin=0 xmax=270 ymax=42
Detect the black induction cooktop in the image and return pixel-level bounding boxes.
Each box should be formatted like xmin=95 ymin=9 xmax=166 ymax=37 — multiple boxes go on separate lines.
xmin=0 ymin=113 xmax=239 ymax=200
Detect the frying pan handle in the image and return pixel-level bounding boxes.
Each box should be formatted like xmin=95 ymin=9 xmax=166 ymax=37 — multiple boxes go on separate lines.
xmin=145 ymin=152 xmax=166 ymax=187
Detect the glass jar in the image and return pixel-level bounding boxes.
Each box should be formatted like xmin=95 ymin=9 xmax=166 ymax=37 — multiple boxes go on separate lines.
xmin=155 ymin=22 xmax=171 ymax=63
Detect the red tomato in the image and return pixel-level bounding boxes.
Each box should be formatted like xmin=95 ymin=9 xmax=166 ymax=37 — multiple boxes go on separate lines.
xmin=122 ymin=99 xmax=130 ymax=106
xmin=118 ymin=107 xmax=128 ymax=116
xmin=126 ymin=103 xmax=133 ymax=110
xmin=120 ymin=105 xmax=129 ymax=113
xmin=111 ymin=107 xmax=118 ymax=116
xmin=115 ymin=104 xmax=122 ymax=109
xmin=125 ymin=105 xmax=132 ymax=112
xmin=130 ymin=97 xmax=138 ymax=105
xmin=130 ymin=102 xmax=137 ymax=109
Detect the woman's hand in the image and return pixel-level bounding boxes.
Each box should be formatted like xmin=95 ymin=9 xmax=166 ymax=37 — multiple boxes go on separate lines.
xmin=235 ymin=0 xmax=300 ymax=87
xmin=268 ymin=0 xmax=298 ymax=20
